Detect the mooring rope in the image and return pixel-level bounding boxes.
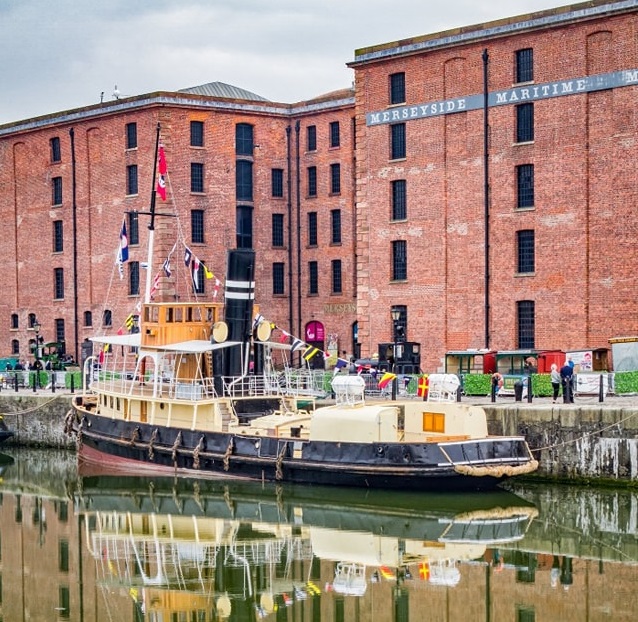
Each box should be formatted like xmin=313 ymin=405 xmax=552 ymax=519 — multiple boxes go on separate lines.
xmin=275 ymin=442 xmax=288 ymax=481
xmin=0 ymin=395 xmax=63 ymax=416
xmin=193 ymin=436 xmax=205 ymax=469
xmin=222 ymin=437 xmax=234 ymax=471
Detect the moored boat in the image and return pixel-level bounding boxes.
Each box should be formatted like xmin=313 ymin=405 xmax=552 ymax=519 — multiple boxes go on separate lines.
xmin=66 ymin=245 xmax=538 ymax=490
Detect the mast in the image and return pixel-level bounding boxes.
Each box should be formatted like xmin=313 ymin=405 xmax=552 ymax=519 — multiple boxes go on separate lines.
xmin=145 ymin=122 xmax=162 ymax=303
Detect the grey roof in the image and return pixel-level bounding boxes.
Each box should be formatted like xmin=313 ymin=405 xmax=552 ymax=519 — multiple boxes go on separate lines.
xmin=178 ymin=81 xmax=270 ymax=102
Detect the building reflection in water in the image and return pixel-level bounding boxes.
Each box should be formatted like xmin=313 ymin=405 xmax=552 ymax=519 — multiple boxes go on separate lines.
xmin=0 ymin=449 xmax=637 ymax=621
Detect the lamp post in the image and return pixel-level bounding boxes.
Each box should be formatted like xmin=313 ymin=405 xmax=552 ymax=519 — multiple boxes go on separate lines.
xmin=391 ymin=309 xmax=401 ymax=400
xmin=33 ymin=319 xmax=41 ymax=390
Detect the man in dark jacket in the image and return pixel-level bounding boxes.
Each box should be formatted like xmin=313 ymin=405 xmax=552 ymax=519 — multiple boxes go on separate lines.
xmin=560 ymin=361 xmax=574 ymax=403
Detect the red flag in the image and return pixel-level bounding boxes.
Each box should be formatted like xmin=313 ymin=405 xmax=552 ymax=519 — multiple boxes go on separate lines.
xmin=156 ymin=145 xmax=167 ymax=200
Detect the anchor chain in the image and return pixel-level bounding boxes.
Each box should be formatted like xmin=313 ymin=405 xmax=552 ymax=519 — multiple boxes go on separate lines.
xmin=193 ymin=436 xmax=205 ymax=469
xmin=172 ymin=431 xmax=183 ymax=464
xmin=222 ymin=437 xmax=234 ymax=471
xmin=148 ymin=428 xmax=159 ymax=461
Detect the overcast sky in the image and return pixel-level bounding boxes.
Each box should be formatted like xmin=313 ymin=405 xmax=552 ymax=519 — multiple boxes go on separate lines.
xmin=1 ymin=0 xmax=564 ymax=125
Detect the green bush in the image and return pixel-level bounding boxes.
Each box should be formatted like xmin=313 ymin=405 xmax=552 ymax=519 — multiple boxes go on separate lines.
xmin=614 ymin=370 xmax=638 ymax=393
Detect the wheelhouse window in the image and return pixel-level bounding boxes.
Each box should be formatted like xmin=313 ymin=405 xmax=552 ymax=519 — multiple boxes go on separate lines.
xmin=517 ymin=229 xmax=535 ymax=273
xmin=391 ymin=180 xmax=407 ymax=220
xmin=516 ymin=103 xmax=534 ymax=143
xmin=190 ymin=120 xmax=204 ymax=147
xmin=390 ymin=72 xmax=406 ymax=105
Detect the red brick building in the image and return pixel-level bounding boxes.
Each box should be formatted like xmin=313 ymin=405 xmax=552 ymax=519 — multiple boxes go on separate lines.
xmin=350 ymin=0 xmax=638 ymax=370
xmin=2 ymin=0 xmax=638 ymax=372
xmin=0 ymin=84 xmax=357 ymax=365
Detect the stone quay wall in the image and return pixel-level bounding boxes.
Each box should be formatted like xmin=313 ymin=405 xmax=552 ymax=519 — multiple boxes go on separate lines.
xmin=2 ymin=394 xmax=638 ymax=484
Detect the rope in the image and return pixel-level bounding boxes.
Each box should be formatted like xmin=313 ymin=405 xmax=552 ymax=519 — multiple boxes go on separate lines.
xmin=533 ymin=409 xmax=638 ymax=452
xmin=193 ymin=435 xmax=205 ymax=469
xmin=454 ymin=460 xmax=539 ymax=478
xmin=148 ymin=428 xmax=158 ymax=460
xmin=129 ymin=426 xmax=140 ymax=445
xmin=222 ymin=437 xmax=234 ymax=471
xmin=1 ymin=395 xmax=63 ymax=416
xmin=171 ymin=431 xmax=182 ymax=463
xmin=275 ymin=442 xmax=288 ymax=481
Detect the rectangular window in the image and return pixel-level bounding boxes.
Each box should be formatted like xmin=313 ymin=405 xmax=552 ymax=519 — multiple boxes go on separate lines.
xmin=236 ymin=205 xmax=253 ymax=249
xmin=271 ymin=168 xmax=284 ymax=198
xmin=236 ymin=160 xmax=253 ymax=201
xmin=191 ymin=163 xmax=204 ymax=192
xmin=391 ymin=123 xmax=406 ymax=159
xmin=392 ymin=240 xmax=407 ymax=281
xmin=329 ymin=121 xmax=340 ymax=148
xmin=191 ymin=209 xmax=204 ymax=243
xmin=126 ymin=164 xmax=138 ymax=195
xmin=58 ymin=586 xmax=70 ymax=619
xmin=50 ymin=136 xmax=61 ymax=162
xmin=190 ymin=120 xmax=204 ymax=147
xmin=516 ymin=103 xmax=534 ymax=143
xmin=193 ymin=260 xmax=205 ymax=294
xmin=515 ymin=48 xmax=534 ymax=83
xmin=517 ymin=230 xmax=535 ymax=273
xmin=129 ymin=261 xmax=140 ymax=296
xmin=52 ymin=177 xmax=63 ymax=205
xmin=59 ymin=539 xmax=69 ymax=572
xmin=236 ymin=123 xmax=253 ymax=155
xmin=125 ymin=122 xmax=137 ymax=149
xmin=103 ymin=309 xmax=112 ymax=327
xmin=84 ymin=311 xmax=92 ymax=327
xmin=517 ymin=164 xmax=534 ymax=208
xmin=391 ymin=304 xmax=407 ymax=341
xmin=308 ymin=212 xmax=318 ymax=246
xmin=330 ymin=163 xmax=341 ymax=194
xmin=53 ymin=220 xmax=63 ymax=253
xmin=272 ymin=214 xmax=284 ymax=247
xmin=390 ymin=72 xmax=406 ymax=105
xmin=309 ymin=261 xmax=318 ymax=295
xmin=55 ymin=319 xmax=65 ymax=344
xmin=391 ymin=180 xmax=407 ymax=220
xmin=307 ymin=166 xmax=317 ymax=197
xmin=54 ymin=268 xmax=64 ymax=299
xmin=128 ymin=211 xmax=139 ymax=245
xmin=331 ymin=209 xmax=342 ymax=244
xmin=332 ymin=259 xmax=342 ymax=294
xmin=307 ymin=125 xmax=317 ymax=151
xmin=273 ymin=262 xmax=285 ymax=295
xmin=517 ymin=300 xmax=535 ymax=349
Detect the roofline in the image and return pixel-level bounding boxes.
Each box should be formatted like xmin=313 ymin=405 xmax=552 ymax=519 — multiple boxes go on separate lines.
xmin=349 ymin=0 xmax=638 ymax=66
xmin=0 ymin=90 xmax=354 ymax=137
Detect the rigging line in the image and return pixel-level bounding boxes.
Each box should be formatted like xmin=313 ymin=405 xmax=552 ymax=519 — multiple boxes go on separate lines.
xmin=533 ymin=409 xmax=638 ymax=451
xmin=1 ymin=396 xmax=63 ymax=416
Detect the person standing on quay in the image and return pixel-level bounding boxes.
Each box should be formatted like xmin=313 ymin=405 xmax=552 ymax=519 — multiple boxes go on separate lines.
xmin=560 ymin=360 xmax=574 ymax=403
xmin=550 ymin=363 xmax=561 ymax=403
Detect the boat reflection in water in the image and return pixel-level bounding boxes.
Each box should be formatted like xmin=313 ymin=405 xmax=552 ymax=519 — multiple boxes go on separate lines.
xmin=73 ymin=475 xmax=537 ymax=620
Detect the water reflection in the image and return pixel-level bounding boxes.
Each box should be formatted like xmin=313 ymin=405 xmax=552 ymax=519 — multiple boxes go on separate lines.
xmin=0 ymin=448 xmax=637 ymax=621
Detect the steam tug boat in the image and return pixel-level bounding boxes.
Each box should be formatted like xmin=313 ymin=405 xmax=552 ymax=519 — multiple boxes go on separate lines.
xmin=67 ymin=248 xmax=538 ymax=490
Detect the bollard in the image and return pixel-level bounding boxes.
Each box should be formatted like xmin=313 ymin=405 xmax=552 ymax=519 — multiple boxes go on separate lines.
xmin=51 ymin=371 xmax=56 ymax=393
xmin=599 ymin=374 xmax=604 ymax=403
xmin=14 ymin=373 xmax=18 ymax=392
xmin=70 ymin=374 xmax=75 ymax=394
xmin=527 ymin=375 xmax=533 ymax=403
xmin=32 ymin=371 xmax=37 ymax=393
xmin=456 ymin=386 xmax=462 ymax=402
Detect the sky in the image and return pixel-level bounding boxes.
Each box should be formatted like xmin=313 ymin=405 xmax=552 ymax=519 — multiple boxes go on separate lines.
xmin=1 ymin=0 xmax=565 ymax=125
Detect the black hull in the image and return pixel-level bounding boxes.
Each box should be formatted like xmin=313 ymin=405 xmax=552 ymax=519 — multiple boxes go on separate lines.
xmin=72 ymin=414 xmax=535 ymax=492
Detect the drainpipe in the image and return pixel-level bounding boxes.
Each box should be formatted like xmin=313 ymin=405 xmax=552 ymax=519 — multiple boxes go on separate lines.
xmin=70 ymin=128 xmax=79 ymax=362
xmin=286 ymin=126 xmax=293 ymax=333
xmin=482 ymin=49 xmax=490 ymax=349
xmin=295 ymin=121 xmax=302 ymax=363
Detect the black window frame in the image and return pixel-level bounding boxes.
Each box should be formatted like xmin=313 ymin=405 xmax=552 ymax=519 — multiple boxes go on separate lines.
xmin=53 ymin=220 xmax=64 ymax=253
xmin=55 ymin=318 xmax=65 ymax=345
xmin=191 ymin=209 xmax=204 ymax=244
xmin=273 ymin=262 xmax=285 ymax=295
xmin=331 ymin=259 xmax=342 ymax=294
xmin=236 ymin=123 xmax=254 ymax=156
xmin=309 ymin=261 xmax=318 ymax=295
xmin=329 ymin=121 xmax=340 ymax=148
xmin=52 ymin=176 xmax=63 ymax=206
xmin=330 ymin=163 xmax=341 ymax=194
xmin=308 ymin=212 xmax=318 ymax=246
xmin=190 ymin=120 xmax=204 ymax=147
xmin=331 ymin=209 xmax=342 ymax=245
xmin=192 ymin=260 xmax=205 ymax=294
xmin=272 ymin=213 xmax=284 ymax=247
xmin=236 ymin=205 xmax=253 ymax=249
xmin=271 ymin=168 xmax=284 ymax=198
xmin=307 ymin=166 xmax=317 ymax=197
xmin=128 ymin=211 xmax=139 ymax=245
xmin=390 ymin=72 xmax=406 ymax=105
xmin=390 ymin=123 xmax=406 ymax=160
xmin=517 ymin=229 xmax=535 ymax=273
xmin=516 ymin=103 xmax=534 ymax=143
xmin=391 ymin=180 xmax=407 ymax=220
xmin=191 ymin=163 xmax=204 ymax=193
xmin=515 ymin=48 xmax=534 ymax=84
xmin=307 ymin=125 xmax=317 ymax=152
xmin=129 ymin=261 xmax=140 ymax=296
xmin=103 ymin=309 xmax=112 ymax=327
xmin=11 ymin=313 xmax=18 ymax=329
xmin=54 ymin=267 xmax=64 ymax=300
xmin=125 ymin=123 xmax=137 ymax=149
xmin=392 ymin=240 xmax=407 ymax=281
xmin=517 ymin=300 xmax=535 ymax=349
xmin=126 ymin=164 xmax=138 ymax=196
xmin=84 ymin=311 xmax=92 ymax=327
xmin=236 ymin=160 xmax=253 ymax=201
xmin=50 ymin=136 xmax=62 ymax=162
xmin=517 ymin=164 xmax=535 ymax=208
